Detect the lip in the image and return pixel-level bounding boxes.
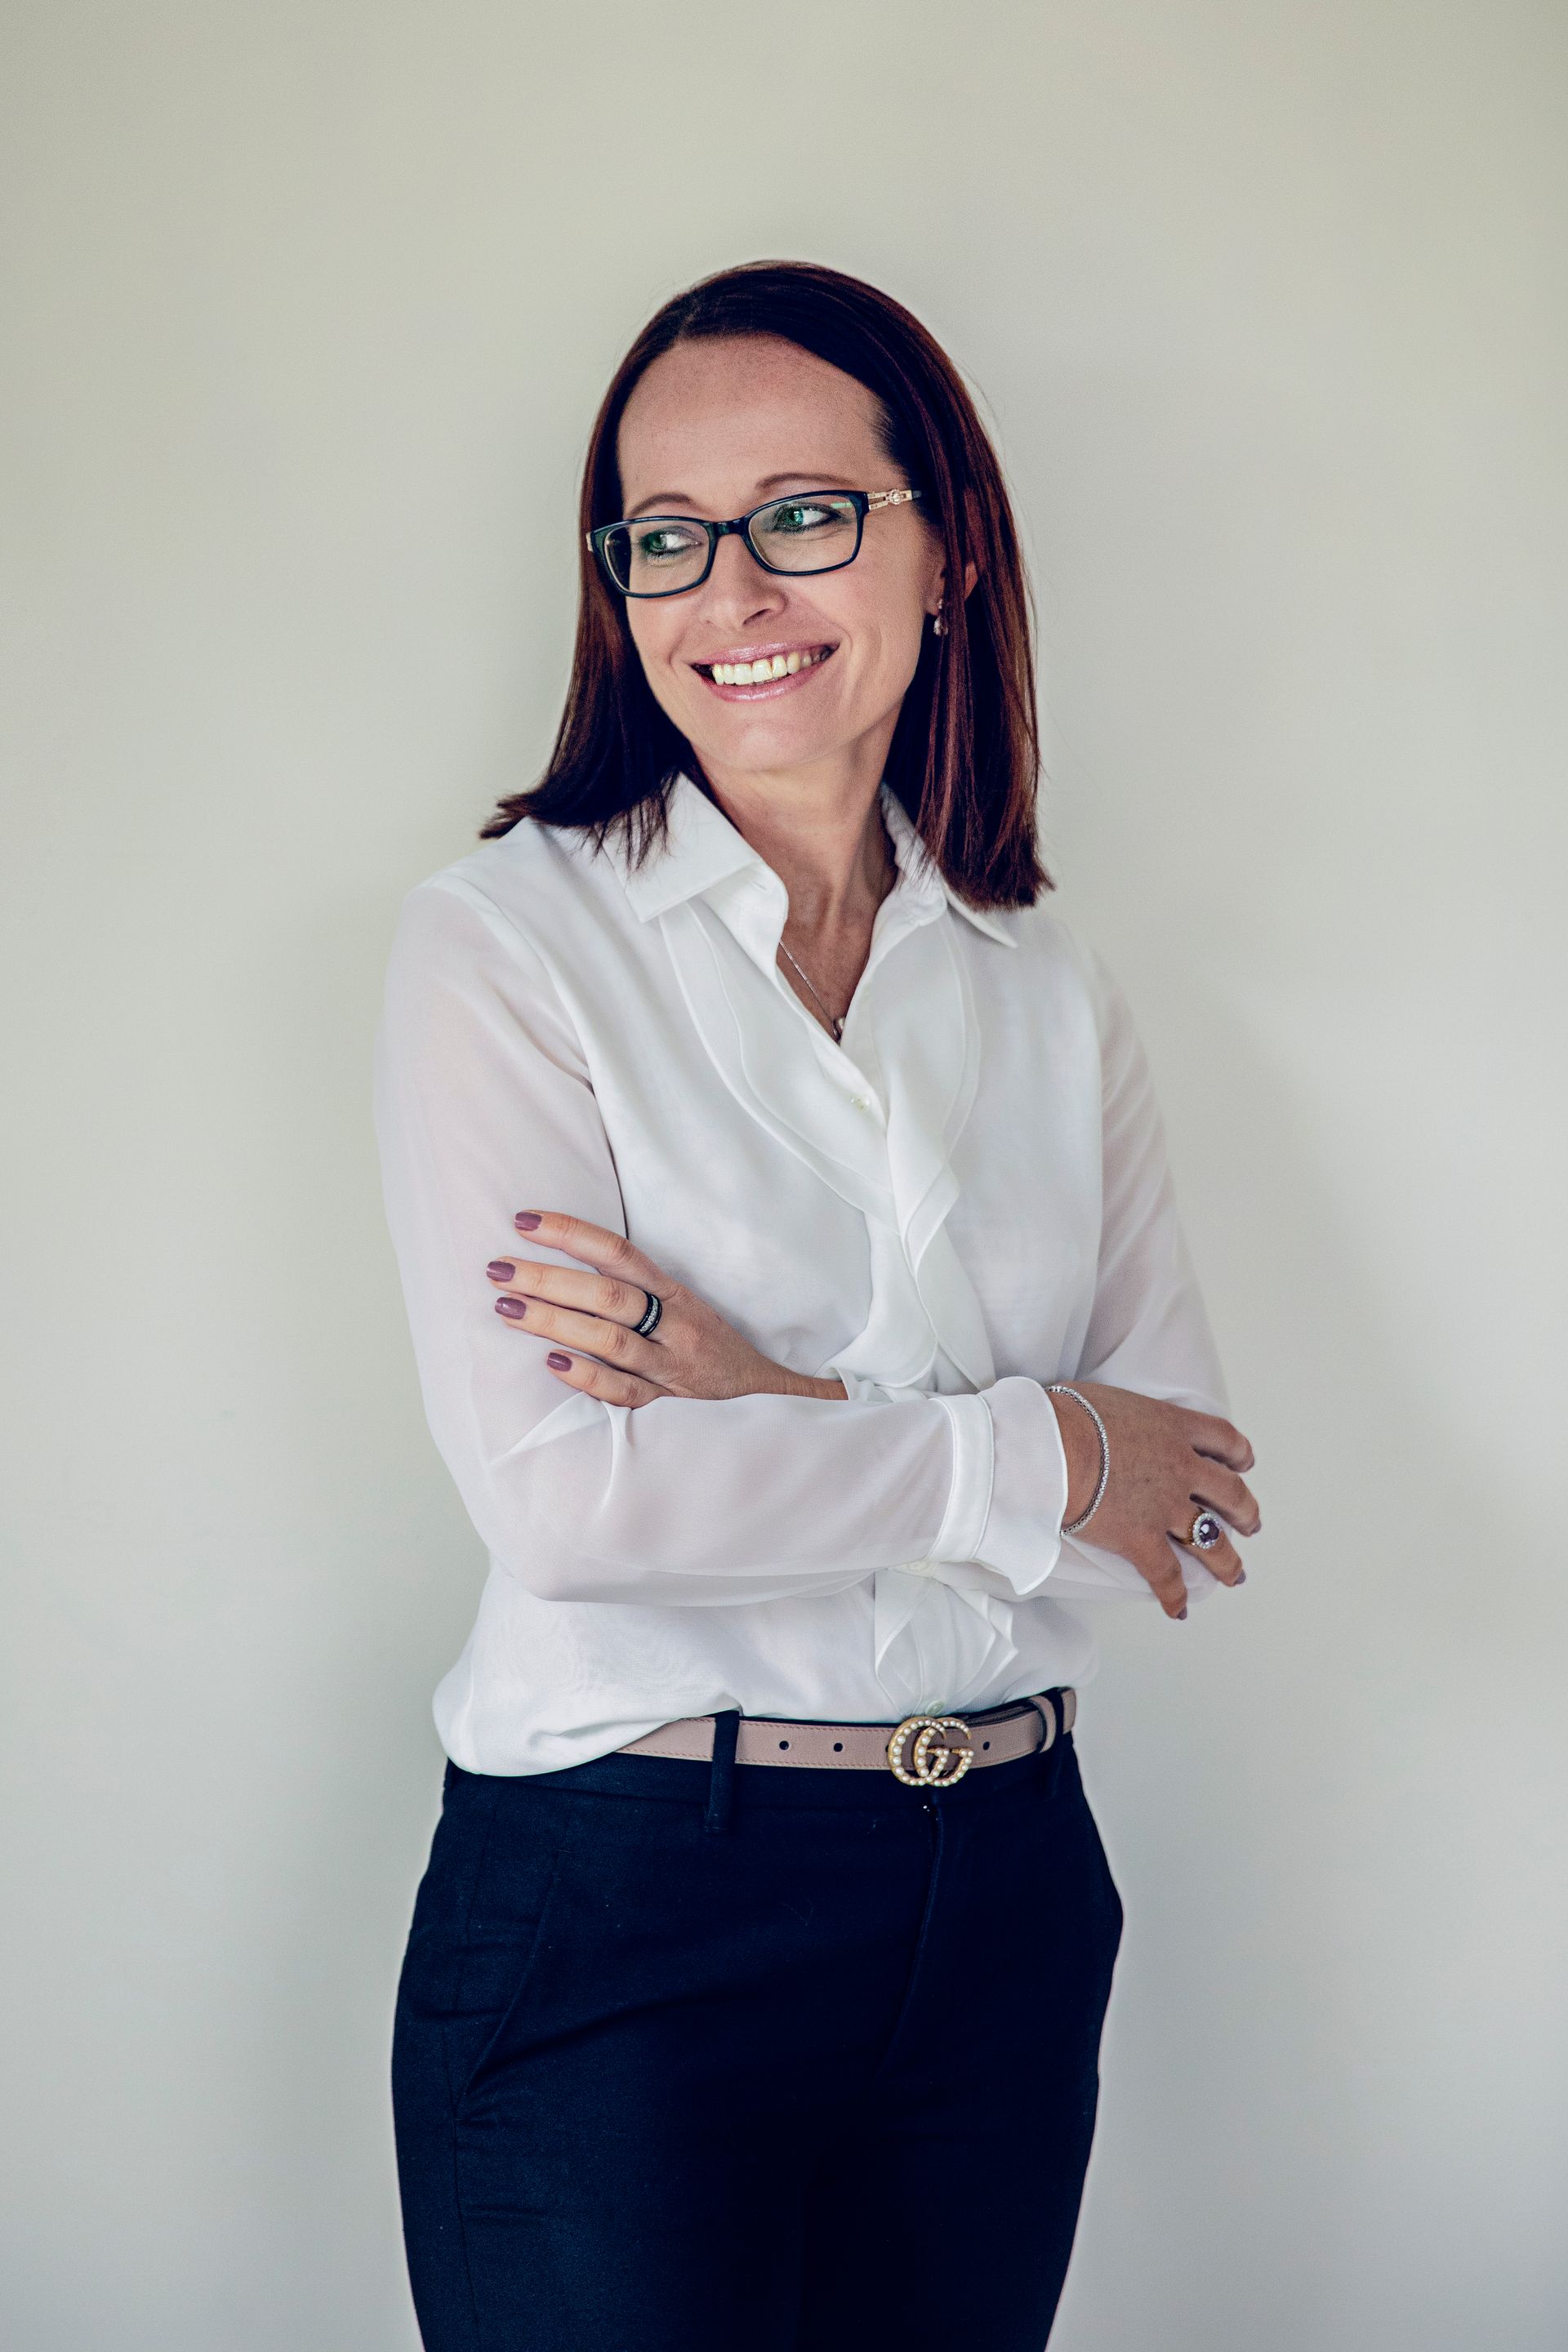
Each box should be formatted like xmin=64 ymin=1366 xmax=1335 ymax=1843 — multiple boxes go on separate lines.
xmin=692 ymin=642 xmax=838 ymax=702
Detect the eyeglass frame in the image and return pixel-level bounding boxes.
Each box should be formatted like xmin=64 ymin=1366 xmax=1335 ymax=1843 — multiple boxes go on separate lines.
xmin=586 ymin=487 xmax=922 ymax=599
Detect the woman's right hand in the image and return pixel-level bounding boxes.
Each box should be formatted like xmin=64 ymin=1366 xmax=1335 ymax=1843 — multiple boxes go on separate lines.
xmin=1048 ymin=1383 xmax=1259 ymax=1619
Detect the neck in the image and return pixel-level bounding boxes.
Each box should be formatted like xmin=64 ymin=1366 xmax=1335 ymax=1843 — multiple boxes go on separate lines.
xmin=697 ymin=737 xmax=895 ymax=936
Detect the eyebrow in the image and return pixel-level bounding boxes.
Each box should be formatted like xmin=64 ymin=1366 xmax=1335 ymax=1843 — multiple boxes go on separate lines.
xmin=625 ymin=470 xmax=859 ymax=517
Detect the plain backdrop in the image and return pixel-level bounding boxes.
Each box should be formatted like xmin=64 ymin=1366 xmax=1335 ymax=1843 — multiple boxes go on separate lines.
xmin=3 ymin=3 xmax=1566 ymax=2345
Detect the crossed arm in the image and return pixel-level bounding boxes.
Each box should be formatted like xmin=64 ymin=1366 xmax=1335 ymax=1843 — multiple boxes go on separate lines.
xmin=481 ymin=1208 xmax=1258 ymax=1621
xmin=376 ymin=875 xmax=1258 ymax=1619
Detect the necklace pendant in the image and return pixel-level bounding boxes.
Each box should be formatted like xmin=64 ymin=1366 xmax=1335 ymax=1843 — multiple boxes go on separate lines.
xmin=777 ymin=938 xmax=848 ymax=1045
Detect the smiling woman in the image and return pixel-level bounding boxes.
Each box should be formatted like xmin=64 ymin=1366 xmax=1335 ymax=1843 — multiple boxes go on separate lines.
xmin=483 ymin=260 xmax=1042 ymax=906
xmin=375 ymin=259 xmax=1258 ymax=2350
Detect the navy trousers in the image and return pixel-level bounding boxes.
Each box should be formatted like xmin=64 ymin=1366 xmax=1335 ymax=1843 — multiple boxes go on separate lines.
xmin=391 ymin=1707 xmax=1123 ymax=2350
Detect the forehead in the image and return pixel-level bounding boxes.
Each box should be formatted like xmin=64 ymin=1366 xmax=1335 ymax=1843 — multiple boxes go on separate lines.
xmin=616 ymin=335 xmax=885 ymax=507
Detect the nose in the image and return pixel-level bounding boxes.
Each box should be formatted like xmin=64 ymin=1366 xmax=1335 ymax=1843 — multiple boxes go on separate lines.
xmin=696 ymin=528 xmax=787 ymax=621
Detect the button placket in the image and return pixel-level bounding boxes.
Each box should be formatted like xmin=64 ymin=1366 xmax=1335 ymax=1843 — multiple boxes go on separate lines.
xmin=835 ymin=896 xmax=935 ymax=1124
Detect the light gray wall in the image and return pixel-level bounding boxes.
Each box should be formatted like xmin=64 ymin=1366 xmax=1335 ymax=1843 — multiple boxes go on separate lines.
xmin=3 ymin=3 xmax=1564 ymax=2345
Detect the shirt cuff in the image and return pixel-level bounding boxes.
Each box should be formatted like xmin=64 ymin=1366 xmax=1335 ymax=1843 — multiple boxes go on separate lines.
xmin=823 ymin=1375 xmax=1069 ymax=1599
xmin=973 ymin=1375 xmax=1071 ymax=1595
xmin=929 ymin=1392 xmax=996 ymax=1563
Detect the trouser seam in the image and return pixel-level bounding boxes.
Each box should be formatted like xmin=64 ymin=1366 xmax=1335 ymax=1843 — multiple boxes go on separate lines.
xmin=866 ymin=1797 xmax=947 ymax=2084
xmin=439 ymin=1774 xmax=506 ymax=2352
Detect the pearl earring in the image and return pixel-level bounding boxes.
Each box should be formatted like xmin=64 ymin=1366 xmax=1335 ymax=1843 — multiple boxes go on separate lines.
xmin=931 ymin=596 xmax=946 ymax=636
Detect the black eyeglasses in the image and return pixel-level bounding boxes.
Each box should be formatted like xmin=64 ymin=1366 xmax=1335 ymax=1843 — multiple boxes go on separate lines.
xmin=587 ymin=488 xmax=920 ymax=599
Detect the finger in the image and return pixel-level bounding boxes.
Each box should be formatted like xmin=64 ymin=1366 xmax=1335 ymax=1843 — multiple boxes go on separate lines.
xmin=1130 ymin=1539 xmax=1192 ymax=1620
xmin=493 ymin=1294 xmax=661 ymax=1371
xmin=487 ymin=1255 xmax=653 ymax=1330
xmin=1188 ymin=1463 xmax=1262 ymax=1539
xmin=541 ymin=1348 xmax=666 ymax=1409
xmin=510 ymin=1209 xmax=667 ymax=1294
xmin=1183 ymin=1411 xmax=1256 ymax=1473
xmin=1180 ymin=1524 xmax=1246 ymax=1588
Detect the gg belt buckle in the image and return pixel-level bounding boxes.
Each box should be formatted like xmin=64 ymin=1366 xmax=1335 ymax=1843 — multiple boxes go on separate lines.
xmin=886 ymin=1713 xmax=975 ymax=1788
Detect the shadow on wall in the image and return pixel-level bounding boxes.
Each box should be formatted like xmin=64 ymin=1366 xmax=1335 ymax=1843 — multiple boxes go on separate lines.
xmin=1056 ymin=975 xmax=1562 ymax=2352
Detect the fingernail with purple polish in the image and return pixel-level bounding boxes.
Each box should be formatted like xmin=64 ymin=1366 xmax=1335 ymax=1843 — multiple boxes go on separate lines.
xmin=1176 ymin=1606 xmax=1188 ymax=1620
xmin=495 ymin=1297 xmax=527 ymax=1319
xmin=514 ymin=1212 xmax=542 ymax=1231
xmin=546 ymin=1352 xmax=572 ymax=1370
xmin=487 ymin=1260 xmax=515 ymax=1281
xmin=1235 ymin=1570 xmax=1247 ymax=1585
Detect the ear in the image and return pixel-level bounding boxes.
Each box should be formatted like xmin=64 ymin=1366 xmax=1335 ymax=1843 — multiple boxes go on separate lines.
xmin=959 ymin=487 xmax=983 ymax=600
xmin=926 ymin=555 xmax=980 ymax=620
xmin=929 ymin=487 xmax=984 ymax=614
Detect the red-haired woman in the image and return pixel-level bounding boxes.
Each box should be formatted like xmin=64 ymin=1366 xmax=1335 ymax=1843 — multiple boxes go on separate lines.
xmin=375 ymin=260 xmax=1258 ymax=2350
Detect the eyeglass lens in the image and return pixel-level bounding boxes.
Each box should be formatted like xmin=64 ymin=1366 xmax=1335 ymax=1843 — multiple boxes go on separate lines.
xmin=601 ymin=494 xmax=862 ymax=595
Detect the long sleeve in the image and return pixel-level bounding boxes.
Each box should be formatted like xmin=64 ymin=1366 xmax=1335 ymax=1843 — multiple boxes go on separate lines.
xmin=1043 ymin=942 xmax=1235 ymax=1603
xmin=372 ymin=875 xmax=1067 ymax=1606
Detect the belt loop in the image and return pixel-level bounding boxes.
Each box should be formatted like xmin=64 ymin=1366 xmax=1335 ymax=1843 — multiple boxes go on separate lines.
xmin=1026 ymin=1690 xmax=1063 ymax=1756
xmin=705 ymin=1708 xmax=742 ymax=1836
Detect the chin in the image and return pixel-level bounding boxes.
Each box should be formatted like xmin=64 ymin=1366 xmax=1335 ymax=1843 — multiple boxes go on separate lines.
xmin=687 ymin=724 xmax=850 ymax=778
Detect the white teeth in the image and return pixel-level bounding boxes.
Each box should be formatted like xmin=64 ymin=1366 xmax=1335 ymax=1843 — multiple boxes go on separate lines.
xmin=707 ymin=648 xmax=829 ymax=685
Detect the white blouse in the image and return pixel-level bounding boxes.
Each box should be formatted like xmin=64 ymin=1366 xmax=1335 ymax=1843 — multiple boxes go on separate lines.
xmin=372 ymin=773 xmax=1231 ymax=1775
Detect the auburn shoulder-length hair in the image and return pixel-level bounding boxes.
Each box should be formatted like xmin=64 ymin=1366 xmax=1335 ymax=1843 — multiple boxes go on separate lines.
xmin=481 ymin=259 xmax=1050 ymax=908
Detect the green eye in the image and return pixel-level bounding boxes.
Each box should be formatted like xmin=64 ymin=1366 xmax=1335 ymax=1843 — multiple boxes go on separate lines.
xmin=635 ymin=524 xmax=704 ymax=563
xmin=768 ymin=501 xmax=840 ymax=534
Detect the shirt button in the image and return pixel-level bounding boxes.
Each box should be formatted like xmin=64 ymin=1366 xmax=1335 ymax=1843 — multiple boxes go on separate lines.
xmin=852 ymin=1094 xmax=873 ymax=1113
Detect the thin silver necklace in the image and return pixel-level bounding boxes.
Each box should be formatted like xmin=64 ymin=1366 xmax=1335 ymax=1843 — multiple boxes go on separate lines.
xmin=777 ymin=938 xmax=845 ymax=1041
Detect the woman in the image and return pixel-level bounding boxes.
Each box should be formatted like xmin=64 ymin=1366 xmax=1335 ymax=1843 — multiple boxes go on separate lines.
xmin=374 ymin=258 xmax=1258 ymax=2350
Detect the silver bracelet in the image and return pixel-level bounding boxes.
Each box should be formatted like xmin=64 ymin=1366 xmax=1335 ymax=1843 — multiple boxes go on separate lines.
xmin=1045 ymin=1383 xmax=1110 ymax=1535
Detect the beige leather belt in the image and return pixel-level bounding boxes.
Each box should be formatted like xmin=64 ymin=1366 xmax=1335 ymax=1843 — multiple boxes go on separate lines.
xmin=619 ymin=1689 xmax=1076 ymax=1788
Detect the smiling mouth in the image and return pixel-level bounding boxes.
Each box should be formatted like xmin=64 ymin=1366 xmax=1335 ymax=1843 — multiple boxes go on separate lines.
xmin=693 ymin=644 xmax=836 ymax=692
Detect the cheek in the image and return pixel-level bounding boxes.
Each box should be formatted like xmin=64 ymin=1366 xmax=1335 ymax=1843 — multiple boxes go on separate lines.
xmin=833 ymin=555 xmax=931 ymax=676
xmin=844 ymin=592 xmax=926 ymax=702
xmin=625 ymin=609 xmax=690 ymax=714
xmin=626 ymin=607 xmax=672 ymax=667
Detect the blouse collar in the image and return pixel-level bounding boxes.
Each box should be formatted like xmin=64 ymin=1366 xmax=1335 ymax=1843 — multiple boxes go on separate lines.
xmin=617 ymin=772 xmax=1017 ymax=949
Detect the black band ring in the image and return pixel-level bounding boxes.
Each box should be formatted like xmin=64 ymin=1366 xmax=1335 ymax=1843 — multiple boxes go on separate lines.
xmin=634 ymin=1290 xmax=663 ymax=1339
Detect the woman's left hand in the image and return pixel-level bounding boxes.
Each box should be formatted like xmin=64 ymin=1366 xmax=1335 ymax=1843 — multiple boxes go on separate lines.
xmin=485 ymin=1210 xmax=846 ymax=1409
